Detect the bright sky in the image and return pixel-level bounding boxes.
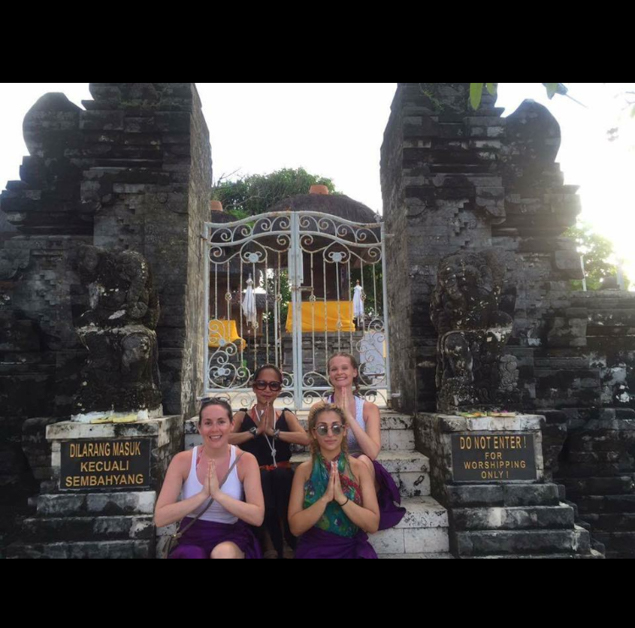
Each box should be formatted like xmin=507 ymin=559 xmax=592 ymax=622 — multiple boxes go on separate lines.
xmin=1 ymin=82 xmax=634 ymax=278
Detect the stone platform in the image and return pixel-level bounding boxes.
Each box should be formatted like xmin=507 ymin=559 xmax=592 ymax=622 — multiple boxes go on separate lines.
xmin=6 ymin=416 xmax=182 ymax=559
xmin=414 ymin=413 xmax=602 ymax=558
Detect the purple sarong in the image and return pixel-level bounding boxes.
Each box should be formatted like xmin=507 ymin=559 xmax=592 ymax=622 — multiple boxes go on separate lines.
xmin=168 ymin=518 xmax=262 ymax=559
xmin=295 ymin=526 xmax=378 ymax=559
xmin=371 ymin=459 xmax=406 ymax=530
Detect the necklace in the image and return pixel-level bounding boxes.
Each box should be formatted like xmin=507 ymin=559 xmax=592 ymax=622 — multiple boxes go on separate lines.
xmin=254 ymin=406 xmax=277 ymax=468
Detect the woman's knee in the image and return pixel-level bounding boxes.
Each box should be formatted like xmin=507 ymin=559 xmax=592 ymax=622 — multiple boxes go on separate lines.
xmin=211 ymin=542 xmax=244 ymax=559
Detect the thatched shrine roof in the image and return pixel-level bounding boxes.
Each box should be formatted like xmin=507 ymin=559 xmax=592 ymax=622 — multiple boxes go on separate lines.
xmin=268 ymin=193 xmax=379 ymax=225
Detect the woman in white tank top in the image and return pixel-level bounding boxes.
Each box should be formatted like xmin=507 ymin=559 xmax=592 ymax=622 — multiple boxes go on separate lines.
xmin=155 ymin=398 xmax=265 ymax=559
xmin=316 ymin=352 xmax=405 ymax=532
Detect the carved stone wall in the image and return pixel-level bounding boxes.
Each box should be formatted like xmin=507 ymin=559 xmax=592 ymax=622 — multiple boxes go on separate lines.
xmin=381 ymin=82 xmax=635 ymax=557
xmin=381 ymin=83 xmax=582 ymax=414
xmin=0 ymin=83 xmax=212 ymax=505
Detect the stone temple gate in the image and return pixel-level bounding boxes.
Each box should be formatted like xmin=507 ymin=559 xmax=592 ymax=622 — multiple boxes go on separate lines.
xmin=1 ymin=83 xmax=634 ymax=559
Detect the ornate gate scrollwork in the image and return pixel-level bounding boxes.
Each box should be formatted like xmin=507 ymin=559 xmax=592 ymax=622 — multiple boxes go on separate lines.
xmin=203 ymin=211 xmax=391 ymax=410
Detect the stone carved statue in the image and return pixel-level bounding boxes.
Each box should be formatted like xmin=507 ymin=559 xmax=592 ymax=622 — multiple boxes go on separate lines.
xmin=74 ymin=245 xmax=161 ymax=415
xmin=431 ymin=251 xmax=520 ymax=414
xmin=77 ymin=245 xmax=159 ymax=329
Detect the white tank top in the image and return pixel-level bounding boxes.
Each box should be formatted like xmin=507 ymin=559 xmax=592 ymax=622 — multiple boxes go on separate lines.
xmin=182 ymin=445 xmax=242 ymax=524
xmin=329 ymin=394 xmax=366 ymax=453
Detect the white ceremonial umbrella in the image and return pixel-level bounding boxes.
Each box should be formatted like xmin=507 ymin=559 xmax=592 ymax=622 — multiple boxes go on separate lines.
xmin=353 ymin=282 xmax=364 ymax=319
xmin=242 ymin=276 xmax=258 ymax=328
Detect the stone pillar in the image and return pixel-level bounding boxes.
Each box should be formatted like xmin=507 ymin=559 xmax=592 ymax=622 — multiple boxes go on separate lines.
xmin=1 ymin=82 xmax=212 ymax=417
xmin=78 ymin=83 xmax=212 ymax=418
xmin=1 ymin=84 xmax=212 ymax=548
xmin=380 ymin=83 xmax=581 ymax=414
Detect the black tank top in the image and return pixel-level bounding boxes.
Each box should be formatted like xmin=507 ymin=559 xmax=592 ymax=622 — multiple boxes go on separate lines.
xmin=238 ymin=408 xmax=293 ymax=466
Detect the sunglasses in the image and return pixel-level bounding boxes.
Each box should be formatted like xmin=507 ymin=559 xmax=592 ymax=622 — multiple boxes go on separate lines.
xmin=200 ymin=396 xmax=228 ymax=406
xmin=254 ymin=380 xmax=282 ymax=392
xmin=315 ymin=423 xmax=344 ymax=437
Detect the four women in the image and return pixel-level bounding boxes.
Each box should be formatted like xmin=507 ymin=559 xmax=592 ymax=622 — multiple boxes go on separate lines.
xmin=155 ymin=353 xmax=403 ymax=559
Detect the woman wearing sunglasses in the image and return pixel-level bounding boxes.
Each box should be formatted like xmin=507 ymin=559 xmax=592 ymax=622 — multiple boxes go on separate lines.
xmin=288 ymin=403 xmax=379 ymax=558
xmin=155 ymin=398 xmax=264 ymax=559
xmin=321 ymin=351 xmax=405 ymax=530
xmin=230 ymin=364 xmax=310 ymax=558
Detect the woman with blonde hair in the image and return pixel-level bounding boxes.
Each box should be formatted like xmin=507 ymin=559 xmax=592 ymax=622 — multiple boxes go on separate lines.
xmin=319 ymin=351 xmax=405 ymax=530
xmin=288 ymin=403 xmax=379 ymax=559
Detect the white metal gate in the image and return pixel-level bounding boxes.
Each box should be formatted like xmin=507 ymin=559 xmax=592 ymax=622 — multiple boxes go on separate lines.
xmin=203 ymin=210 xmax=390 ymax=410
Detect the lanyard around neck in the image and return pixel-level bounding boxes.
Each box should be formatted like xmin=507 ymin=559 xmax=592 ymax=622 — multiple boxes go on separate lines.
xmin=253 ymin=406 xmax=278 ymax=467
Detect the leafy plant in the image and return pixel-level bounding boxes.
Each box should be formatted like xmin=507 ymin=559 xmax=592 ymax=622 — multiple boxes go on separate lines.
xmin=468 ymin=82 xmax=562 ymax=110
xmin=565 ymin=222 xmax=629 ymax=290
xmin=212 ymin=167 xmax=338 ymax=219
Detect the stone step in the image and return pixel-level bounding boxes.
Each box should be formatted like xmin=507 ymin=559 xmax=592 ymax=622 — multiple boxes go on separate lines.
xmin=590 ymin=531 xmax=635 ymax=555
xmin=369 ymin=496 xmax=449 ymax=556
xmin=6 ymin=540 xmax=154 ymax=559
xmin=605 ymin=550 xmax=635 ymax=559
xmin=21 ymin=515 xmax=154 ymax=542
xmin=444 ymin=483 xmax=562 ymax=508
xmin=291 ymin=450 xmax=431 ymax=498
xmin=576 ymin=495 xmax=635 ymax=514
xmin=379 ymin=553 xmax=454 ymax=559
xmin=454 ymin=524 xmax=591 ymax=556
xmin=559 ymin=475 xmax=635 ymax=497
xmin=451 ymin=504 xmax=576 ymax=531
xmin=581 ymin=513 xmax=635 ymax=532
xmin=36 ymin=491 xmax=156 ymax=517
xmin=460 ymin=549 xmax=604 ymax=559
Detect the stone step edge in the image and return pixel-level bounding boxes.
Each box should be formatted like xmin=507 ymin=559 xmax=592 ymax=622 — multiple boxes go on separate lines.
xmin=395 ymin=497 xmax=449 ymax=529
xmin=24 ymin=514 xmax=154 ymax=524
xmin=459 ymin=549 xmax=604 ymax=559
xmin=6 ymin=539 xmax=154 ymax=559
xmin=379 ymin=553 xmax=454 ymax=559
xmin=36 ymin=491 xmax=156 ymax=515
xmin=453 ymin=524 xmax=591 ymax=555
xmin=449 ymin=504 xmax=576 ymax=531
xmin=455 ymin=524 xmax=589 ymax=537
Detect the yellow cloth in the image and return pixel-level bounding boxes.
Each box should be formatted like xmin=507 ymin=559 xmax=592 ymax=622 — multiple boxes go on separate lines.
xmin=208 ymin=320 xmax=246 ymax=351
xmin=285 ymin=301 xmax=355 ymax=333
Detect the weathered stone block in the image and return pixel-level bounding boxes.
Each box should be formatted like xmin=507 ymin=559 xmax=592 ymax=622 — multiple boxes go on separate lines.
xmin=80 ymin=111 xmax=125 ymax=132
xmin=22 ymin=514 xmax=154 ymax=542
xmin=559 ymin=475 xmax=635 ymax=496
xmin=404 ymin=527 xmax=450 ymax=554
xmin=451 ymin=504 xmax=574 ymax=530
xmin=455 ymin=526 xmax=589 ymax=556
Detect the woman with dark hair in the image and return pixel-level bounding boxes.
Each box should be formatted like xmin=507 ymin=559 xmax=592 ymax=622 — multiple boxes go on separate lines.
xmin=155 ymin=398 xmax=264 ymax=559
xmin=230 ymin=364 xmax=310 ymax=558
xmin=289 ymin=403 xmax=379 ymax=559
xmin=318 ymin=352 xmax=405 ymax=530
